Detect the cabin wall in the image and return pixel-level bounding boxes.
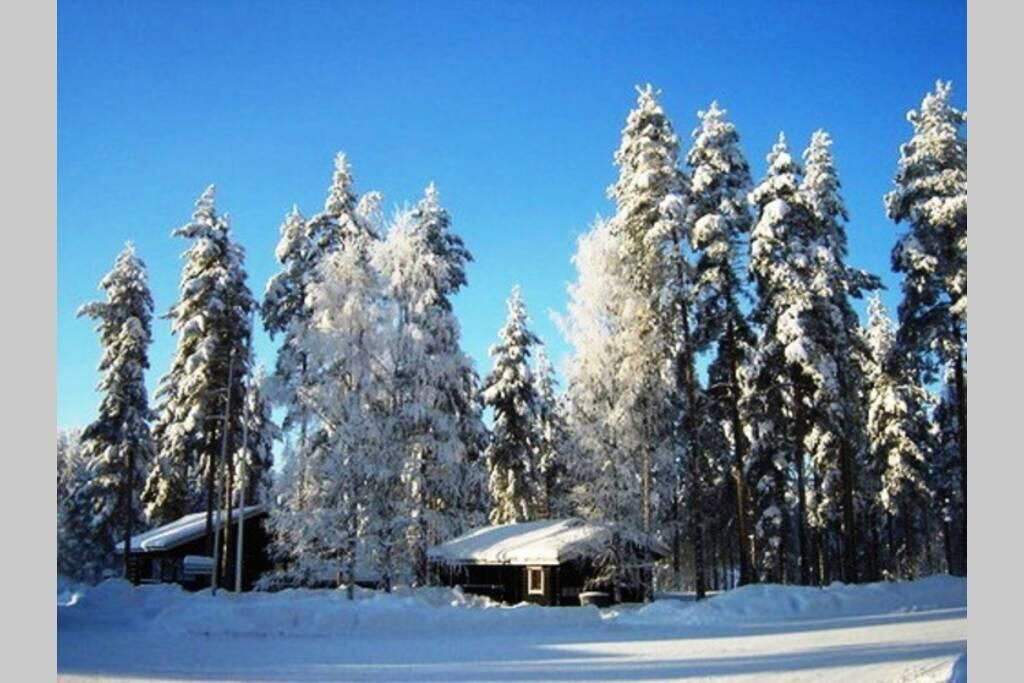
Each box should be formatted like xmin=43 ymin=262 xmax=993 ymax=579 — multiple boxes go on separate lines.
xmin=433 ymin=560 xmax=596 ymax=607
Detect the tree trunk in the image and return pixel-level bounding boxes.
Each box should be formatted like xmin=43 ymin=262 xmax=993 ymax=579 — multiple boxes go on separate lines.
xmin=123 ymin=443 xmax=134 ymax=580
xmin=838 ymin=436 xmax=859 ymax=583
xmin=222 ymin=438 xmax=234 ymax=586
xmin=869 ymin=515 xmax=881 ymax=582
xmin=205 ymin=441 xmax=217 ymax=556
xmin=726 ymin=322 xmax=754 ymax=586
xmin=953 ymin=340 xmax=967 ymax=576
xmin=887 ymin=512 xmax=896 ymax=578
xmin=776 ymin=467 xmax=788 ymax=584
xmin=642 ymin=435 xmax=653 ymax=603
xmin=902 ymin=503 xmax=915 ymax=580
xmin=415 ymin=454 xmax=429 ymax=586
xmin=791 ymin=371 xmax=811 ymax=586
xmin=942 ymin=518 xmax=954 ymax=575
xmin=671 ymin=496 xmax=682 ymax=590
xmin=921 ymin=503 xmax=934 ymax=574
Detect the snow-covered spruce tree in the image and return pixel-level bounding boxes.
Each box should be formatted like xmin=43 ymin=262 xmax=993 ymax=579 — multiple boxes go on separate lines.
xmin=143 ymin=187 xmax=256 ymax=542
xmin=262 ymin=205 xmax=313 ymax=451
xmin=532 ymin=347 xmax=575 ymax=519
xmin=884 ymin=81 xmax=967 ymax=576
xmin=57 ymin=428 xmax=89 ymax=580
xmin=864 ymin=295 xmax=932 ymax=578
xmin=608 ymin=85 xmax=700 ymax=599
xmin=75 ymin=243 xmax=155 ymax=580
xmin=685 ymin=101 xmax=758 ymax=586
xmin=481 ymin=285 xmax=543 ymax=524
xmin=560 ymin=217 xmax=649 ymax=601
xmin=377 ymin=186 xmax=487 ymax=585
xmin=235 ymin=366 xmax=277 ymax=506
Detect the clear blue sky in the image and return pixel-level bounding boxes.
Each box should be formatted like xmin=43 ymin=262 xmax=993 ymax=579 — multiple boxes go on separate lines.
xmin=58 ymin=0 xmax=966 ymax=430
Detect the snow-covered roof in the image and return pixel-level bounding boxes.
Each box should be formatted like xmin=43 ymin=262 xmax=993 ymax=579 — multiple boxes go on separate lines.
xmin=118 ymin=505 xmax=268 ymax=553
xmin=428 ymin=518 xmax=666 ymax=567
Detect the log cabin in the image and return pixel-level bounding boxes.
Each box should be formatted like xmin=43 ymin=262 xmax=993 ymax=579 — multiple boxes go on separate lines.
xmin=427 ymin=518 xmax=669 ymax=606
xmin=116 ymin=504 xmax=273 ymax=591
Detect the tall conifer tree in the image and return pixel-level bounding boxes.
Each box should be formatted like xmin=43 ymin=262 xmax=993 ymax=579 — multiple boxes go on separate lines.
xmin=75 ymin=244 xmax=155 ymax=579
xmin=885 ymin=81 xmax=967 ymax=575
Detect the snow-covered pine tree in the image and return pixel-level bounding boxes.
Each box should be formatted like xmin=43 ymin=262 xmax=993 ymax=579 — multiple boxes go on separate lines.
xmin=864 ymin=295 xmax=932 ymax=578
xmin=143 ymin=187 xmax=256 ymax=542
xmin=481 ymin=285 xmax=543 ymax=524
xmin=685 ymin=100 xmax=758 ymax=586
xmin=532 ymin=347 xmax=574 ymax=519
xmin=75 ymin=243 xmax=155 ymax=580
xmin=377 ymin=185 xmax=486 ymax=585
xmin=738 ymin=340 xmax=790 ymax=584
xmin=884 ymin=81 xmax=967 ymax=576
xmin=798 ymin=130 xmax=879 ymax=584
xmin=747 ymin=133 xmax=817 ymax=585
xmin=747 ymin=131 xmax=877 ymax=585
xmin=608 ymin=84 xmax=699 ymax=599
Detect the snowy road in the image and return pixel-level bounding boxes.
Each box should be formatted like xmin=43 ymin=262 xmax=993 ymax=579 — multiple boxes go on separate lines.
xmin=57 ymin=578 xmax=966 ymax=682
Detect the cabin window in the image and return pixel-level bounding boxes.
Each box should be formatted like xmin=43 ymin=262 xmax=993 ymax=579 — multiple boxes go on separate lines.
xmin=527 ymin=567 xmax=545 ymax=595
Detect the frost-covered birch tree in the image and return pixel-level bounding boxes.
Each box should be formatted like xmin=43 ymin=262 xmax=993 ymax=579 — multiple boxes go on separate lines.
xmin=264 ymin=155 xmax=392 ymax=594
xmin=377 ymin=185 xmax=486 ymax=585
xmin=273 ymin=225 xmax=389 ymax=596
xmin=560 ymin=217 xmax=647 ymax=600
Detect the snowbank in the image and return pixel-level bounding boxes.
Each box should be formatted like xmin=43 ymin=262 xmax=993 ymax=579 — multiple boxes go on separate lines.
xmin=58 ymin=579 xmax=605 ymax=639
xmin=617 ymin=575 xmax=966 ymax=627
xmin=59 ymin=574 xmax=966 ymax=641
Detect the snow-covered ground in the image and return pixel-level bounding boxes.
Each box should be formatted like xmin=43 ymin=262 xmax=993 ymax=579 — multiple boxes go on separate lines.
xmin=57 ymin=575 xmax=966 ymax=682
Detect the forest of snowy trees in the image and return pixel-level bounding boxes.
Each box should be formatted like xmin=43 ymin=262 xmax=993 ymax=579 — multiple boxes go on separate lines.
xmin=58 ymin=80 xmax=966 ymax=599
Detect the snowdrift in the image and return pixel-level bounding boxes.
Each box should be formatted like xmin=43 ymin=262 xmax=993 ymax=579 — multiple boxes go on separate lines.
xmin=58 ymin=574 xmax=966 ymax=640
xmin=58 ymin=579 xmax=605 ymax=638
xmin=618 ymin=575 xmax=966 ymax=627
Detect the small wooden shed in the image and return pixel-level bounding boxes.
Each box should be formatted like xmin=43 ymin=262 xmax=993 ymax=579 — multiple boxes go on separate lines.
xmin=427 ymin=518 xmax=668 ymax=606
xmin=117 ymin=504 xmax=273 ymax=591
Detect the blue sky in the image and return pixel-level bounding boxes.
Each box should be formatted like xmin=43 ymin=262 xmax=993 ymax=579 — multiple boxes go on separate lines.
xmin=58 ymin=0 xmax=966 ymax=430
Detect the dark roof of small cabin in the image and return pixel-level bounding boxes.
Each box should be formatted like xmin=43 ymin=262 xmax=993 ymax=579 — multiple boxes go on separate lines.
xmin=116 ymin=505 xmax=268 ymax=554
